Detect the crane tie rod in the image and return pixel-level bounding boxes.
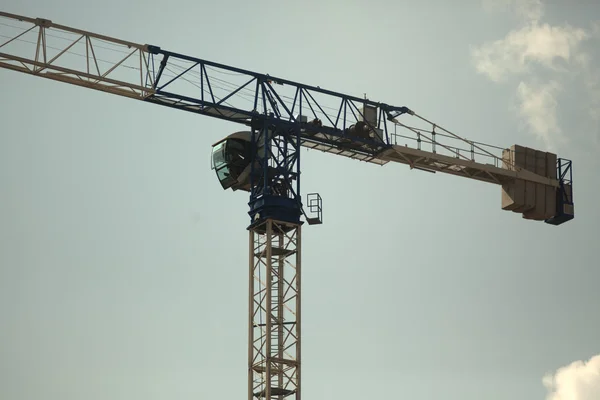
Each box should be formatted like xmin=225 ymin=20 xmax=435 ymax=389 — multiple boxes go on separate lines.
xmin=392 ymin=111 xmax=516 ymax=170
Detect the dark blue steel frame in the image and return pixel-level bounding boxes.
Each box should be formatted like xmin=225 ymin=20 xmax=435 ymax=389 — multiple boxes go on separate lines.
xmin=145 ymin=45 xmax=411 ymax=226
xmin=545 ymin=158 xmax=574 ymax=225
xmin=246 ymin=118 xmax=303 ymax=227
xmin=145 ymin=46 xmax=411 ymax=146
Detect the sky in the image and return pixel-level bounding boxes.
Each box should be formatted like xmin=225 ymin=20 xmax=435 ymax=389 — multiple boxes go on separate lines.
xmin=0 ymin=1 xmax=599 ymax=400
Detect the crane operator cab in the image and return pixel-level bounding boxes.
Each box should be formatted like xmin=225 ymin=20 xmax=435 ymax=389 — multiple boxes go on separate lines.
xmin=211 ymin=131 xmax=253 ymax=192
xmin=211 ymin=130 xmax=299 ymax=196
xmin=212 ymin=129 xmax=310 ymax=227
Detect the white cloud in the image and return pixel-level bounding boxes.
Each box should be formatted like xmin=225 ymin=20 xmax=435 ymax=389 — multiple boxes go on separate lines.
xmin=515 ymin=0 xmax=544 ymax=22
xmin=516 ymin=80 xmax=563 ymax=148
xmin=573 ymin=48 xmax=600 ymax=122
xmin=472 ymin=0 xmax=597 ymax=148
xmin=592 ymin=21 xmax=600 ymax=37
xmin=543 ymin=354 xmax=600 ymax=400
xmin=471 ymin=23 xmax=588 ymax=82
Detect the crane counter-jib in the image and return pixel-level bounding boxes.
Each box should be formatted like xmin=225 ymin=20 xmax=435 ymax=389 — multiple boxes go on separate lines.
xmin=379 ymin=144 xmax=555 ymax=185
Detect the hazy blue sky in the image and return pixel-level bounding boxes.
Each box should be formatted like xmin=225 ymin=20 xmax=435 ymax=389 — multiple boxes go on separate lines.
xmin=1 ymin=1 xmax=599 ymax=400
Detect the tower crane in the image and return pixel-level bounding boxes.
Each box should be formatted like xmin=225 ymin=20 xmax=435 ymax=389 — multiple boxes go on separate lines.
xmin=0 ymin=10 xmax=574 ymax=400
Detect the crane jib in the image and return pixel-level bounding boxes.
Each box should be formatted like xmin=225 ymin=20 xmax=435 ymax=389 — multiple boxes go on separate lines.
xmin=0 ymin=9 xmax=574 ymax=227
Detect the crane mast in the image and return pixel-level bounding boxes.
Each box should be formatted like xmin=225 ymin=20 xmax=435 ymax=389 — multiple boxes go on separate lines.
xmin=0 ymin=10 xmax=574 ymax=400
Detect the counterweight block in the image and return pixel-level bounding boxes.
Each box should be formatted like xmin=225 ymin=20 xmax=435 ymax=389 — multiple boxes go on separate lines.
xmin=501 ymin=145 xmax=574 ymax=225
